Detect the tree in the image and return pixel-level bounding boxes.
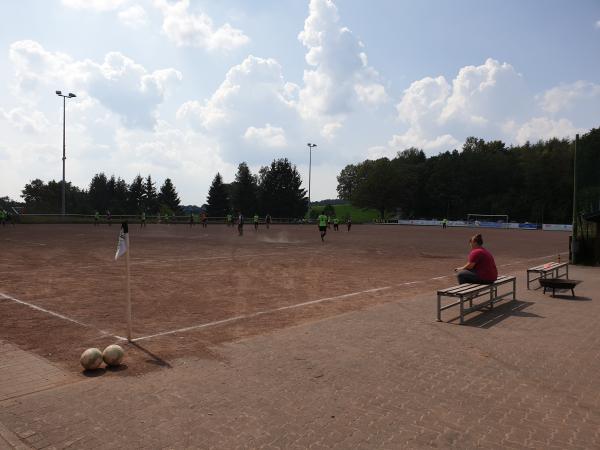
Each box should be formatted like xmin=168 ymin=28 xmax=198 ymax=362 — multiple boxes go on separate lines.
xmin=128 ymin=175 xmax=145 ymax=212
xmin=158 ymin=178 xmax=181 ymax=214
xmin=144 ymin=175 xmax=158 ymax=212
xmin=231 ymin=162 xmax=258 ymax=215
xmin=351 ymin=158 xmax=401 ymax=220
xmin=206 ymin=173 xmax=229 ymax=217
xmin=257 ymin=158 xmax=307 ymax=217
xmin=322 ymin=204 xmax=335 ymax=216
xmin=111 ymin=177 xmax=129 ymax=214
xmin=21 ymin=179 xmax=89 ymax=214
xmin=89 ymin=173 xmax=109 ymax=213
xmin=336 ymin=164 xmax=358 ymax=201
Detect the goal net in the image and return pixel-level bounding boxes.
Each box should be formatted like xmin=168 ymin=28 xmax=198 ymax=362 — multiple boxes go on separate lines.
xmin=467 ymin=214 xmax=509 ymax=228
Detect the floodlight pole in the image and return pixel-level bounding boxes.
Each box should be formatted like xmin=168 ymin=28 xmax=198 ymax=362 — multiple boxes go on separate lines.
xmin=307 ymin=143 xmax=317 ymax=214
xmin=56 ymin=91 xmax=76 ymax=215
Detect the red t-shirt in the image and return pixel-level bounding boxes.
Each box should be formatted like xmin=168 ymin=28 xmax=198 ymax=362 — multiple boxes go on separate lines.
xmin=468 ymin=247 xmax=498 ymax=282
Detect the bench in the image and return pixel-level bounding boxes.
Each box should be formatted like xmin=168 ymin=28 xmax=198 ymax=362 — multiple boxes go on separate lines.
xmin=437 ymin=275 xmax=517 ymax=324
xmin=527 ymin=262 xmax=568 ymax=289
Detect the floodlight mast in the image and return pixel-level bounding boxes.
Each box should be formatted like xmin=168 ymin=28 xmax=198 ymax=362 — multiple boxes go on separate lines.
xmin=56 ymin=91 xmax=76 ymax=215
xmin=307 ymin=143 xmax=317 ymax=215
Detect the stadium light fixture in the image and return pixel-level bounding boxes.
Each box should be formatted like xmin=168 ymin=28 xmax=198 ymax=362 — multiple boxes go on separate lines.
xmin=307 ymin=143 xmax=317 ymax=214
xmin=56 ymin=90 xmax=77 ymax=216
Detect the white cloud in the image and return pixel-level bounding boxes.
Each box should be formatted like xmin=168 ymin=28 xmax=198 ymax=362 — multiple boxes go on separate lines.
xmin=539 ymin=80 xmax=600 ymax=114
xmin=178 ymin=55 xmax=296 ymax=130
xmin=243 ymin=124 xmax=287 ymax=148
xmin=61 ymin=0 xmax=129 ymax=11
xmin=596 ymin=20 xmax=600 ymax=28
xmin=0 ymin=107 xmax=50 ymax=134
xmin=154 ymin=0 xmax=249 ymax=51
xmin=118 ymin=4 xmax=148 ymax=29
xmin=297 ymin=0 xmax=388 ymax=135
xmin=515 ymin=117 xmax=582 ymax=144
xmin=8 ymin=40 xmax=182 ymax=129
xmin=388 ymin=58 xmax=528 ymax=154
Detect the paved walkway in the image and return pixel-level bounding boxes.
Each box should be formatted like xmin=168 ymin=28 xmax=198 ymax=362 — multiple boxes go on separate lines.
xmin=1 ymin=266 xmax=599 ymax=449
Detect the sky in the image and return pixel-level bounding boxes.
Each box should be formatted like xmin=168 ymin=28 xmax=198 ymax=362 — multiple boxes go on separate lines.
xmin=1 ymin=0 xmax=599 ymax=205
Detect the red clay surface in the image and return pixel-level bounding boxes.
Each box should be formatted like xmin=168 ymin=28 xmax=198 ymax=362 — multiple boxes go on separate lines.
xmin=0 ymin=223 xmax=568 ymax=375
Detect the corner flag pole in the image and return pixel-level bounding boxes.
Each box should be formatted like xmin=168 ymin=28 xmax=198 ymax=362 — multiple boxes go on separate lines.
xmin=125 ymin=231 xmax=132 ymax=341
xmin=115 ymin=222 xmax=133 ymax=341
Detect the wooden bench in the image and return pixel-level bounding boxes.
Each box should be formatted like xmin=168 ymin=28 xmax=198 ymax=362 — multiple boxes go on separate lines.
xmin=437 ymin=275 xmax=517 ymax=324
xmin=527 ymin=262 xmax=568 ymax=289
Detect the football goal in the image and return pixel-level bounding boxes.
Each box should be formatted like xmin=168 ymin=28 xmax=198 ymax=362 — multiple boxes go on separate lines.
xmin=467 ymin=214 xmax=509 ymax=228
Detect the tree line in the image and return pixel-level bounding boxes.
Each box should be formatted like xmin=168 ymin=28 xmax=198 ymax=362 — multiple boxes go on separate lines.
xmin=21 ymin=174 xmax=181 ymax=215
xmin=17 ymin=157 xmax=308 ymax=218
xmin=205 ymin=158 xmax=307 ymax=218
xmin=337 ymin=128 xmax=600 ymax=224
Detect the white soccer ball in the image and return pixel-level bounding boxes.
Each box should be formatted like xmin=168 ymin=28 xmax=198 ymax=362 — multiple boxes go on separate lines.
xmin=80 ymin=348 xmax=103 ymax=370
xmin=102 ymin=344 xmax=124 ymax=366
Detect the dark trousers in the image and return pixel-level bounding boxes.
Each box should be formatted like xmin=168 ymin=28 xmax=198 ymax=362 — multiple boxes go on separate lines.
xmin=457 ymin=269 xmax=493 ymax=285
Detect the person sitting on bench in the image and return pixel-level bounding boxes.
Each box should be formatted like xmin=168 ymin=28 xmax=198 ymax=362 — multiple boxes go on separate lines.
xmin=454 ymin=233 xmax=498 ymax=284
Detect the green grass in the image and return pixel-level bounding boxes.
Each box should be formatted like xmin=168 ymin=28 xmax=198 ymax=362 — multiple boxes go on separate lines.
xmin=309 ymin=204 xmax=392 ymax=223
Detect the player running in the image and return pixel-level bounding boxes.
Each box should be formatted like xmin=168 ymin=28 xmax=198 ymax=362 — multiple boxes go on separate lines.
xmin=140 ymin=211 xmax=146 ymax=228
xmin=106 ymin=210 xmax=112 ymax=226
xmin=442 ymin=218 xmax=448 ymax=229
xmin=318 ymin=212 xmax=328 ymax=242
xmin=226 ymin=213 xmax=233 ymax=227
xmin=201 ymin=212 xmax=208 ymax=228
xmin=237 ymin=212 xmax=244 ymax=236
xmin=94 ymin=211 xmax=100 ymax=226
xmin=265 ymin=213 xmax=272 ymax=229
xmin=253 ymin=213 xmax=259 ymax=231
xmin=346 ymin=216 xmax=352 ymax=232
xmin=333 ymin=217 xmax=339 ymax=231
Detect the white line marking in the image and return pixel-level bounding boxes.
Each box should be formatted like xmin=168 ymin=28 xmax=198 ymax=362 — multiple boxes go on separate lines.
xmin=132 ymin=285 xmax=393 ymax=342
xmin=4 ymin=239 xmax=47 ymax=246
xmin=431 ymin=276 xmax=448 ymax=280
xmin=0 ymin=292 xmax=124 ymax=341
xmin=130 ymin=250 xmax=318 ymax=265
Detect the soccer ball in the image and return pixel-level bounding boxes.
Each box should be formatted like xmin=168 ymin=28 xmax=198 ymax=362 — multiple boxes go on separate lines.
xmin=80 ymin=348 xmax=103 ymax=370
xmin=102 ymin=344 xmax=124 ymax=366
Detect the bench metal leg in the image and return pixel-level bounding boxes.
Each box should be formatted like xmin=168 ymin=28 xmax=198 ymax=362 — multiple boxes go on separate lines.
xmin=571 ymin=288 xmax=575 ymax=297
xmin=459 ymin=297 xmax=464 ymax=324
xmin=437 ymin=294 xmax=442 ymax=322
xmin=513 ymin=279 xmax=516 ymax=300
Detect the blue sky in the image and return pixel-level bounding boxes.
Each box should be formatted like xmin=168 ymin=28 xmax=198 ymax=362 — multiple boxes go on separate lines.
xmin=1 ymin=0 xmax=599 ymax=204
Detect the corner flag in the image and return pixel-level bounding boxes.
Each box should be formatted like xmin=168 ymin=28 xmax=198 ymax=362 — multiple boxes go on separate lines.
xmin=115 ymin=221 xmax=133 ymax=341
xmin=115 ymin=222 xmax=129 ymax=260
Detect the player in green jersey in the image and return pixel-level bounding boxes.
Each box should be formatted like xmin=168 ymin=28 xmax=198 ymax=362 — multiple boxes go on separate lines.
xmin=318 ymin=213 xmax=328 ymax=242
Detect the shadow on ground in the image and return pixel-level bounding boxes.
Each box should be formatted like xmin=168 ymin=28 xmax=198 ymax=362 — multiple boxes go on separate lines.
xmin=460 ymin=300 xmax=542 ymax=328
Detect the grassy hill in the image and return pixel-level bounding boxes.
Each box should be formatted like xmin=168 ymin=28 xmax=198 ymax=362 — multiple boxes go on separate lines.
xmin=309 ymin=204 xmax=392 ymax=223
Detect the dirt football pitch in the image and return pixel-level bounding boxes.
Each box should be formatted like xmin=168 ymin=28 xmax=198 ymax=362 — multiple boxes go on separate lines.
xmin=0 ymin=223 xmax=568 ymax=375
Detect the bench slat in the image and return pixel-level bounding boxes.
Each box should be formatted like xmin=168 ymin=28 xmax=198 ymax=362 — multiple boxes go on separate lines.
xmin=437 ymin=275 xmax=515 ymax=296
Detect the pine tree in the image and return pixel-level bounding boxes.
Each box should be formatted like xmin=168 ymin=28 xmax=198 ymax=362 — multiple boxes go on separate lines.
xmin=158 ymin=178 xmax=181 ymax=214
xmin=206 ymin=173 xmax=230 ymax=217
xmin=128 ymin=175 xmax=144 ymax=212
xmin=144 ymin=175 xmax=158 ymax=213
xmin=231 ymin=162 xmax=258 ymax=215
xmin=258 ymin=159 xmax=307 ymax=218
xmin=89 ymin=173 xmax=109 ymax=213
